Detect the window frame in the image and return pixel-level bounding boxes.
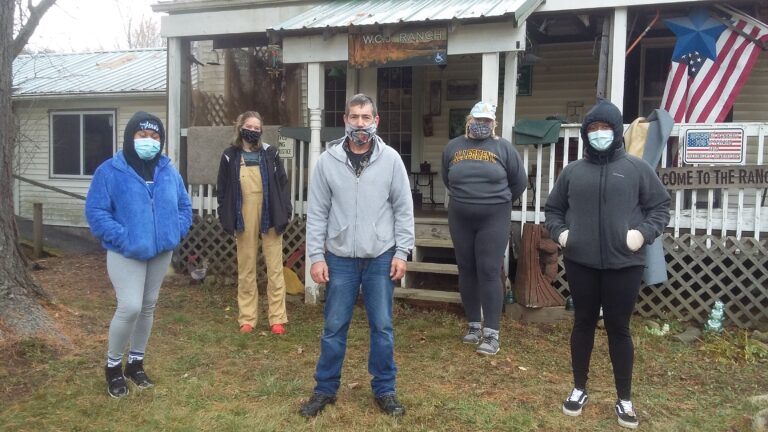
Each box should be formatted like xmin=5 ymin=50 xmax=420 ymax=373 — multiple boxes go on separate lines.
xmin=49 ymin=109 xmax=117 ymax=179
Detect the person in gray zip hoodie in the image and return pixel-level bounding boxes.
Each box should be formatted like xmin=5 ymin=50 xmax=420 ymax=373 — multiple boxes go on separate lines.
xmin=545 ymin=100 xmax=670 ymax=429
xmin=300 ymin=94 xmax=414 ymax=419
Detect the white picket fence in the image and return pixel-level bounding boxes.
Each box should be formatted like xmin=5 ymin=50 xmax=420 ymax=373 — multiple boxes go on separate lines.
xmin=189 ymin=121 xmax=768 ymax=240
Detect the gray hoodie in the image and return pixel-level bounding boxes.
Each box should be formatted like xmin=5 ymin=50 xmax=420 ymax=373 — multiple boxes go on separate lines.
xmin=306 ymin=135 xmax=415 ymax=264
xmin=544 ymin=100 xmax=671 ymax=270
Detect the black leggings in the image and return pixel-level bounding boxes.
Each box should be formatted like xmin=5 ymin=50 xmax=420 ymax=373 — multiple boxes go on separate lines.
xmin=448 ymin=200 xmax=512 ymax=330
xmin=564 ymin=259 xmax=643 ymax=400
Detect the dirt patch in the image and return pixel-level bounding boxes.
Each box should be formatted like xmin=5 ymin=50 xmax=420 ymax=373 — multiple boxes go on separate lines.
xmin=0 ymin=252 xmax=111 ymax=402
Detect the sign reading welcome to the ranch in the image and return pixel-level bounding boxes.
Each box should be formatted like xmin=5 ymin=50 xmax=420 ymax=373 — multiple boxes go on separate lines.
xmin=657 ymin=165 xmax=768 ymax=190
xmin=349 ymin=26 xmax=448 ymax=68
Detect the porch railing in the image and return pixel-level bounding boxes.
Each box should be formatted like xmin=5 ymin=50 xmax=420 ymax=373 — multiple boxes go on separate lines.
xmin=189 ymin=122 xmax=768 ymax=241
xmin=188 ymin=137 xmax=315 ymax=218
xmin=516 ymin=122 xmax=768 ymax=240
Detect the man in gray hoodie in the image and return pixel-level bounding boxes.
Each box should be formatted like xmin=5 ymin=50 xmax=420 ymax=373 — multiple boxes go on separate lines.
xmin=300 ymin=94 xmax=415 ymax=418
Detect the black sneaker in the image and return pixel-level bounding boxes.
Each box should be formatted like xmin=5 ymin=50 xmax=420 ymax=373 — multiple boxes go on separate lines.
xmin=299 ymin=393 xmax=336 ymax=417
xmin=562 ymin=388 xmax=588 ymax=416
xmin=615 ymin=399 xmax=639 ymax=429
xmin=375 ymin=394 xmax=406 ymax=416
xmin=124 ymin=360 xmax=155 ymax=389
xmin=105 ymin=365 xmax=129 ymax=398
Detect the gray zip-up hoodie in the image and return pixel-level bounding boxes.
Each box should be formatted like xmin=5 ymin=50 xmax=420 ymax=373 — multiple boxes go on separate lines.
xmin=306 ymin=135 xmax=415 ymax=264
xmin=544 ymin=100 xmax=671 ymax=270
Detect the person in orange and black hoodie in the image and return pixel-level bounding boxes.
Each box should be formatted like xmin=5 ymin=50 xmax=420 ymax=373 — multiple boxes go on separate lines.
xmin=545 ymin=100 xmax=670 ymax=430
xmin=86 ymin=111 xmax=192 ymax=399
xmin=216 ymin=111 xmax=292 ymax=336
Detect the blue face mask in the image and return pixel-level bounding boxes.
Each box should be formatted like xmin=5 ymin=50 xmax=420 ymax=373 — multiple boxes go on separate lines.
xmin=587 ymin=130 xmax=614 ymax=151
xmin=134 ymin=137 xmax=161 ymax=160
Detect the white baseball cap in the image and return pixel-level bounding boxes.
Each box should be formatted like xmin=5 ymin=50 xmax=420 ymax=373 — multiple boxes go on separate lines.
xmin=470 ymin=101 xmax=496 ymax=120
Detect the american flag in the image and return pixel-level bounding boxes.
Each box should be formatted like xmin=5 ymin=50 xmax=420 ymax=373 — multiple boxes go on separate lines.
xmin=686 ymin=131 xmax=743 ymax=153
xmin=661 ymin=7 xmax=768 ymax=124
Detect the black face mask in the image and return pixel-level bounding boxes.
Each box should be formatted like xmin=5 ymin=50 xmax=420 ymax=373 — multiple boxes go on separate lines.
xmin=240 ymin=129 xmax=262 ymax=144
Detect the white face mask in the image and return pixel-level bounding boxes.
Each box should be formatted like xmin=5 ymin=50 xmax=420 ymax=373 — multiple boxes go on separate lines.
xmin=587 ymin=130 xmax=614 ymax=151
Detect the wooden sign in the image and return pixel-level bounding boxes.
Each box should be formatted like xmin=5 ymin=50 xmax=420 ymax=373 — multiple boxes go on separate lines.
xmin=656 ymin=165 xmax=768 ymax=190
xmin=278 ymin=135 xmax=294 ymax=159
xmin=349 ymin=26 xmax=447 ymax=68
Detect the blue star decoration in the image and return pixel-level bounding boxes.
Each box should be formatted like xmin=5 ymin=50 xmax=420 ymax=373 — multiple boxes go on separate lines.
xmin=665 ymin=7 xmax=727 ymax=67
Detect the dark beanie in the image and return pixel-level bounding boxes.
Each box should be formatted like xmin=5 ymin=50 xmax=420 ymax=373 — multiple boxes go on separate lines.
xmin=123 ymin=111 xmax=166 ymax=181
xmin=581 ymin=99 xmax=625 ymax=159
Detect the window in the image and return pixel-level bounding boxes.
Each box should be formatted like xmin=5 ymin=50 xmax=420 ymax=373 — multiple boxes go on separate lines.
xmin=639 ymin=43 xmax=674 ymax=117
xmin=324 ymin=66 xmax=347 ymax=127
xmin=50 ymin=111 xmax=116 ymax=177
xmin=377 ymin=67 xmax=413 ymax=169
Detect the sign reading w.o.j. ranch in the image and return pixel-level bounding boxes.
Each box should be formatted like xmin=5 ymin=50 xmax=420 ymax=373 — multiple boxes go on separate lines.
xmin=657 ymin=165 xmax=768 ymax=190
xmin=349 ymin=26 xmax=447 ymax=68
xmin=682 ymin=128 xmax=745 ymax=164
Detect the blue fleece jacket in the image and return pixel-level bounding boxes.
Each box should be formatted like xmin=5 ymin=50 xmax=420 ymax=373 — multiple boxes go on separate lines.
xmin=85 ymin=151 xmax=192 ymax=261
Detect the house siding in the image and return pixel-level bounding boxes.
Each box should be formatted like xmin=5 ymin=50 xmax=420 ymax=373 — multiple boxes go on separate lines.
xmin=14 ymin=97 xmax=167 ymax=227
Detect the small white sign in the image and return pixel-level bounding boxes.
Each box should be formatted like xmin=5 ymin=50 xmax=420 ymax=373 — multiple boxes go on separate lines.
xmin=683 ymin=128 xmax=745 ymax=164
xmin=278 ymin=135 xmax=294 ymax=159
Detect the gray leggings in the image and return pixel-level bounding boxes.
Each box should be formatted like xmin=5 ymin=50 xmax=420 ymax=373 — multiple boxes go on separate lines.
xmin=106 ymin=250 xmax=173 ymax=360
xmin=448 ymin=199 xmax=512 ymax=331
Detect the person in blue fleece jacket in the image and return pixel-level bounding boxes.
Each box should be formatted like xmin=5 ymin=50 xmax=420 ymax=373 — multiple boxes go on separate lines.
xmin=85 ymin=111 xmax=192 ymax=399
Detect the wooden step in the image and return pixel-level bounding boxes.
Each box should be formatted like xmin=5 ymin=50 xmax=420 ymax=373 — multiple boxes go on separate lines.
xmin=406 ymin=261 xmax=458 ymax=275
xmin=394 ymin=287 xmax=461 ymax=303
xmin=415 ymin=238 xmax=454 ymax=248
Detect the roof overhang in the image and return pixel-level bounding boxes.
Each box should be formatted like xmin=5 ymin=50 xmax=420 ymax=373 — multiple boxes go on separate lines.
xmin=269 ymin=0 xmax=544 ymax=36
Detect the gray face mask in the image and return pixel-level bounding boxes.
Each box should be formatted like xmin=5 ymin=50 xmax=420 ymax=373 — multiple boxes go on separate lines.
xmin=468 ymin=121 xmax=492 ymax=139
xmin=345 ymin=123 xmax=377 ymax=146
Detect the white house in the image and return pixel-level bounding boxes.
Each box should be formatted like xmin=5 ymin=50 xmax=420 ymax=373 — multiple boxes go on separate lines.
xmin=152 ymin=0 xmax=768 ymax=326
xmin=12 ymin=48 xmax=167 ymax=228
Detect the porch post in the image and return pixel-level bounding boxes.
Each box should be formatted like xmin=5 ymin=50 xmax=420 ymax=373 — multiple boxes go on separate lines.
xmin=167 ymin=37 xmax=184 ymax=166
xmin=608 ymin=7 xmax=627 ymax=109
xmin=481 ymin=52 xmax=500 ymax=106
xmin=501 ymin=52 xmax=518 ymax=142
xmin=305 ymin=61 xmax=324 ymax=304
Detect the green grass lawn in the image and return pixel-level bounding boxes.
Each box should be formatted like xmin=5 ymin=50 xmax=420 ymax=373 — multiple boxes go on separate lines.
xmin=0 ymin=253 xmax=765 ymax=431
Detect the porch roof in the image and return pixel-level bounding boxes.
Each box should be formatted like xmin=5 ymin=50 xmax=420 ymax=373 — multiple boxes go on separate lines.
xmin=270 ymin=0 xmax=543 ymax=34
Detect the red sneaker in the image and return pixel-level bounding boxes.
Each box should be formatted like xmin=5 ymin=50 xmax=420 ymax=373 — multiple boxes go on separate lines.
xmin=240 ymin=323 xmax=254 ymax=334
xmin=271 ymin=323 xmax=286 ymax=335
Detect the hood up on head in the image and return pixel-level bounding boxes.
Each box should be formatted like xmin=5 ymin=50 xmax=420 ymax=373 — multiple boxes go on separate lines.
xmin=581 ymin=99 xmax=624 ymax=162
xmin=122 ymin=111 xmax=166 ymax=181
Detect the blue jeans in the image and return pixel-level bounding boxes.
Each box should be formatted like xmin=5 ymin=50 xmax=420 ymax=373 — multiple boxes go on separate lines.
xmin=313 ymin=248 xmax=397 ymax=397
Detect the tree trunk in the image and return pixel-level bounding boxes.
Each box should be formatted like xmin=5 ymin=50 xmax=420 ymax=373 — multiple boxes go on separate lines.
xmin=0 ymin=0 xmax=61 ymax=339
xmin=513 ymin=223 xmax=565 ymax=308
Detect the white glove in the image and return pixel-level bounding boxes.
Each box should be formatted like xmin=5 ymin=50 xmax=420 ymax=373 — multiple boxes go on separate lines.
xmin=558 ymin=230 xmax=569 ymax=248
xmin=626 ymin=229 xmax=644 ymax=252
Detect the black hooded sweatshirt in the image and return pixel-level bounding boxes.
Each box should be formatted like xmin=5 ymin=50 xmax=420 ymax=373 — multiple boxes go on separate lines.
xmin=544 ymin=100 xmax=671 ymax=270
xmin=123 ymin=111 xmax=166 ymax=181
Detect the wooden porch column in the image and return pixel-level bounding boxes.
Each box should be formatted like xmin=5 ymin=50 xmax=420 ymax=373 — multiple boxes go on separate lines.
xmin=609 ymin=7 xmax=627 ymax=109
xmin=305 ymin=61 xmax=324 ymax=304
xmin=481 ymin=52 xmax=500 ymax=106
